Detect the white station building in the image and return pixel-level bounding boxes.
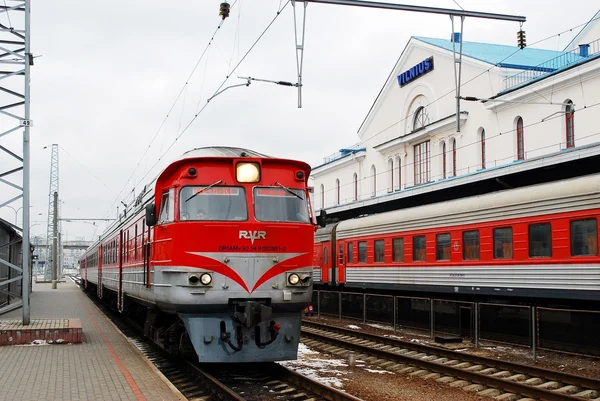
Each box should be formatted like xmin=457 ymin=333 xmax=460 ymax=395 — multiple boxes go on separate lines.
xmin=311 ymin=11 xmax=600 ymax=214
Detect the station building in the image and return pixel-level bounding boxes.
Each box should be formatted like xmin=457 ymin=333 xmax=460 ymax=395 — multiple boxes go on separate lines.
xmin=311 ymin=11 xmax=600 ymax=217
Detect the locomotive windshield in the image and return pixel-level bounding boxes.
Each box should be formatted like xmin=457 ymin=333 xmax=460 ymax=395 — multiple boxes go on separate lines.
xmin=253 ymin=187 xmax=310 ymax=223
xmin=180 ymin=186 xmax=247 ymax=221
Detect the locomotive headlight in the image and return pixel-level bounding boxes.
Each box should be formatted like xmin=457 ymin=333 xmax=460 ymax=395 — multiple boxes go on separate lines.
xmin=288 ymin=273 xmax=300 ymax=285
xmin=236 ymin=162 xmax=260 ymax=183
xmin=200 ymin=273 xmax=212 ymax=285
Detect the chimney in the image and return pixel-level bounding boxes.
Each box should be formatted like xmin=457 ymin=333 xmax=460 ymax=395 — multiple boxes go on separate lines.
xmin=579 ymin=44 xmax=590 ymax=57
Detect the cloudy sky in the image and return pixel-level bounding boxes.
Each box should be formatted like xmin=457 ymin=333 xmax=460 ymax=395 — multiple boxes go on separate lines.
xmin=0 ymin=0 xmax=598 ymax=241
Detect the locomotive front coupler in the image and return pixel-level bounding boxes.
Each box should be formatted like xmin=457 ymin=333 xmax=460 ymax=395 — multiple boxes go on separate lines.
xmin=232 ymin=300 xmax=273 ymax=328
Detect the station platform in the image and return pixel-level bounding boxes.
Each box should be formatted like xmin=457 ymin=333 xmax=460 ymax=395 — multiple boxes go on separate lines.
xmin=0 ymin=280 xmax=185 ymax=401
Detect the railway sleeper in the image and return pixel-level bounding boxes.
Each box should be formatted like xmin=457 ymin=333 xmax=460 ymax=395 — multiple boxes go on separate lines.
xmin=494 ymin=393 xmax=519 ymax=401
xmin=536 ymin=380 xmax=562 ymax=390
xmin=555 ymin=385 xmax=581 ymax=394
xmin=573 ymin=389 xmax=599 ymax=398
xmin=463 ymin=384 xmax=486 ymax=392
xmin=449 ymin=380 xmax=470 ymax=388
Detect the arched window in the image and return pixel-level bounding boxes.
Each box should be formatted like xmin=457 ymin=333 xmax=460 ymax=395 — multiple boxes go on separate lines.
xmin=442 ymin=142 xmax=447 ymax=179
xmin=481 ymin=129 xmax=486 ymax=169
xmin=371 ymin=165 xmax=377 ymax=197
xmin=452 ymin=138 xmax=457 ymax=176
xmin=335 ymin=179 xmax=340 ymax=205
xmin=353 ymin=173 xmax=358 ymax=201
xmin=413 ymin=106 xmax=429 ymax=130
xmin=320 ymin=184 xmax=324 ymax=209
xmin=388 ymin=159 xmax=394 ymax=193
xmin=516 ymin=117 xmax=524 ymax=160
xmin=395 ymin=156 xmax=401 ymax=190
xmin=565 ymin=100 xmax=575 ymax=148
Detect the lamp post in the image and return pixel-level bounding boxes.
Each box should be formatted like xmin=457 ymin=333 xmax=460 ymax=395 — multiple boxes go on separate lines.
xmin=3 ymin=205 xmax=18 ymax=225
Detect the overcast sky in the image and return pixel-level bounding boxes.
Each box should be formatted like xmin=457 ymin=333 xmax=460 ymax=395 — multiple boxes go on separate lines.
xmin=0 ymin=0 xmax=598 ymax=241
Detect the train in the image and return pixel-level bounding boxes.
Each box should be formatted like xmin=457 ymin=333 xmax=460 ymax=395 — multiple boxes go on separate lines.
xmin=314 ymin=173 xmax=600 ymax=302
xmin=79 ymin=147 xmax=325 ymax=363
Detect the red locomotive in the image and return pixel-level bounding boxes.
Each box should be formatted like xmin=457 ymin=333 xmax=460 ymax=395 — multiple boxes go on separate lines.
xmin=80 ymin=147 xmax=325 ymax=362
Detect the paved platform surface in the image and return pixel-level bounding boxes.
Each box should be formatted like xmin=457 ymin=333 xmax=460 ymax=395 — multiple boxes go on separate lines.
xmin=0 ymin=280 xmax=185 ymax=401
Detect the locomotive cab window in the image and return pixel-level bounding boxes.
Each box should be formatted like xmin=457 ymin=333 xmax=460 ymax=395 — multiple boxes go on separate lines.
xmin=392 ymin=238 xmax=404 ymax=262
xmin=374 ymin=240 xmax=385 ymax=262
xmin=571 ymin=219 xmax=598 ymax=256
xmin=358 ymin=241 xmax=367 ymax=263
xmin=413 ymin=235 xmax=426 ymax=262
xmin=494 ymin=227 xmax=513 ymax=259
xmin=529 ymin=223 xmax=552 ymax=257
xmin=436 ymin=234 xmax=450 ymax=261
xmin=253 ymin=187 xmax=310 ymax=223
xmin=180 ymin=186 xmax=247 ymax=221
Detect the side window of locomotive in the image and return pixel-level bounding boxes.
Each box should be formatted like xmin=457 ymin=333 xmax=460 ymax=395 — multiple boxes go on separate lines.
xmin=413 ymin=235 xmax=426 ymax=262
xmin=493 ymin=227 xmax=513 ymax=259
xmin=570 ymin=218 xmax=598 ymax=256
xmin=180 ymin=186 xmax=247 ymax=221
xmin=436 ymin=234 xmax=451 ymax=261
xmin=529 ymin=223 xmax=552 ymax=257
xmin=392 ymin=238 xmax=404 ymax=262
xmin=374 ymin=240 xmax=385 ymax=262
xmin=463 ymin=230 xmax=480 ymax=260
xmin=253 ymin=187 xmax=309 ymax=223
xmin=158 ymin=190 xmax=174 ymax=223
xmin=347 ymin=242 xmax=353 ymax=264
xmin=358 ymin=241 xmax=367 ymax=263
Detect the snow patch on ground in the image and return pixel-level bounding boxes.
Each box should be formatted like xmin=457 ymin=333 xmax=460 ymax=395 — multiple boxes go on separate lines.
xmin=347 ymin=325 xmax=361 ymax=330
xmin=279 ymin=344 xmax=349 ymax=388
xmin=366 ymin=323 xmax=394 ymax=331
xmin=364 ymin=368 xmax=394 ymax=374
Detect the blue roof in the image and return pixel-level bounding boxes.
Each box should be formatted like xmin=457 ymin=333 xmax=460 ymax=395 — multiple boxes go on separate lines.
xmin=413 ymin=36 xmax=581 ymax=70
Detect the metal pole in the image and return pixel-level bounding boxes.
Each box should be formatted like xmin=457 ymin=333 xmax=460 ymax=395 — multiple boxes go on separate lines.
xmin=338 ymin=292 xmax=342 ymax=321
xmin=430 ymin=298 xmax=434 ymax=339
xmin=22 ymin=0 xmax=32 ymax=325
xmin=51 ymin=191 xmax=58 ymax=289
xmin=474 ymin=302 xmax=479 ymax=348
xmin=531 ymin=306 xmax=536 ymax=360
xmin=301 ymin=0 xmax=526 ymax=22
xmin=393 ymin=296 xmax=397 ymax=334
xmin=363 ymin=294 xmax=366 ymax=324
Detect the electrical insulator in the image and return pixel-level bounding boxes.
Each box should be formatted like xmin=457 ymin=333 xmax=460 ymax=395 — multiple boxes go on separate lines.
xmin=219 ymin=2 xmax=230 ymax=20
xmin=517 ymin=30 xmax=526 ymax=49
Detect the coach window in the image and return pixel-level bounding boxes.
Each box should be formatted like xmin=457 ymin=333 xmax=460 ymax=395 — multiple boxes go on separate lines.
xmin=463 ymin=230 xmax=480 ymax=260
xmin=529 ymin=223 xmax=552 ymax=257
xmin=347 ymin=242 xmax=353 ymax=263
xmin=392 ymin=238 xmax=404 ymax=262
xmin=570 ymin=219 xmax=598 ymax=256
xmin=413 ymin=235 xmax=426 ymax=262
xmin=436 ymin=234 xmax=450 ymax=261
xmin=358 ymin=241 xmax=367 ymax=263
xmin=374 ymin=240 xmax=385 ymax=262
xmin=494 ymin=227 xmax=513 ymax=259
xmin=158 ymin=189 xmax=174 ymax=223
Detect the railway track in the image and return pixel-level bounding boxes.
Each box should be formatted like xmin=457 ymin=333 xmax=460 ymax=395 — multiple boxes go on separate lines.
xmin=301 ymin=320 xmax=600 ymax=401
xmin=77 ymin=279 xmax=363 ymax=401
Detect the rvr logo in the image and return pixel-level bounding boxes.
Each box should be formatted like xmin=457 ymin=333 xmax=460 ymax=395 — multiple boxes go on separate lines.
xmin=239 ymin=230 xmax=266 ymax=244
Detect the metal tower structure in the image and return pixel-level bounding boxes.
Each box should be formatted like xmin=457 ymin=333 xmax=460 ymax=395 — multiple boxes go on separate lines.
xmin=0 ymin=0 xmax=32 ymax=324
xmin=45 ymin=143 xmax=58 ymax=281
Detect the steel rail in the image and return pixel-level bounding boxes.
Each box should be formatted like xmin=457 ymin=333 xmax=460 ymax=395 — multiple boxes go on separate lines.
xmin=302 ymin=326 xmax=595 ymax=401
xmin=184 ymin=361 xmax=247 ymax=401
xmin=303 ymin=320 xmax=600 ymax=391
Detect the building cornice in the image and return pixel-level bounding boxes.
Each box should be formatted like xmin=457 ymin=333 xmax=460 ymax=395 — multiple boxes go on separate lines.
xmin=312 ymin=150 xmax=366 ymax=177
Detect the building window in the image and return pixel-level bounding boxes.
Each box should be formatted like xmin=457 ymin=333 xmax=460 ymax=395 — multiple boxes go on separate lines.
xmin=353 ymin=173 xmax=358 ymax=201
xmin=392 ymin=238 xmax=404 ymax=262
xmin=371 ymin=165 xmax=377 ymax=197
xmin=493 ymin=227 xmax=513 ymax=259
xmin=335 ymin=179 xmax=340 ymax=205
xmin=529 ymin=223 xmax=551 ymax=257
xmin=436 ymin=233 xmax=451 ymax=261
xmin=358 ymin=241 xmax=367 ymax=262
xmin=347 ymin=242 xmax=353 ymax=263
xmin=566 ymin=100 xmax=575 ymax=148
xmin=320 ymin=184 xmax=324 ymax=209
xmin=414 ymin=141 xmax=430 ymax=185
xmin=388 ymin=159 xmax=394 ymax=193
xmin=480 ymin=129 xmax=486 ymax=169
xmin=396 ymin=156 xmax=401 ymax=190
xmin=570 ymin=219 xmax=597 ymax=256
xmin=374 ymin=240 xmax=385 ymax=262
xmin=413 ymin=235 xmax=426 ymax=262
xmin=413 ymin=106 xmax=429 ymax=130
xmin=516 ymin=117 xmax=524 ymax=160
xmin=442 ymin=142 xmax=447 ymax=179
xmin=452 ymin=138 xmax=457 ymax=176
xmin=463 ymin=230 xmax=480 ymax=260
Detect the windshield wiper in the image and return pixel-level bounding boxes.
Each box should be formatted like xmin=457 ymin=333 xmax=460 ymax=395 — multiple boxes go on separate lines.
xmin=274 ymin=182 xmax=304 ymax=201
xmin=185 ymin=180 xmax=223 ymax=202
